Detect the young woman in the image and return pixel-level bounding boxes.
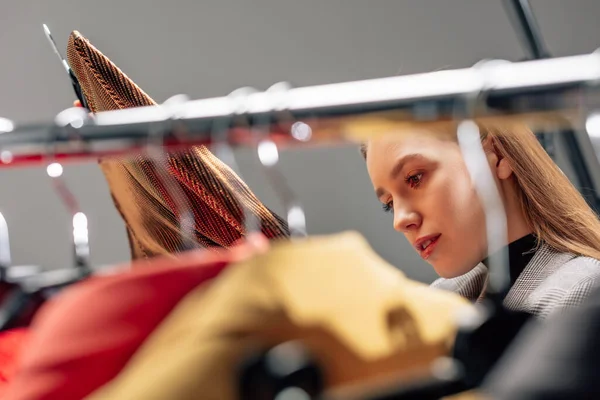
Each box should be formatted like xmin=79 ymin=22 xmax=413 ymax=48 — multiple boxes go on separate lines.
xmin=362 ymin=119 xmax=600 ymax=318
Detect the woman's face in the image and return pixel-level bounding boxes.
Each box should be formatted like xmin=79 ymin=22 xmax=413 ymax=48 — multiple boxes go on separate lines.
xmin=365 ymin=132 xmax=491 ymax=278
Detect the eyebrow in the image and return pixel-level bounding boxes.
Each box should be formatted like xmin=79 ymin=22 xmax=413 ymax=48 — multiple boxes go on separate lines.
xmin=375 ymin=153 xmax=425 ymax=199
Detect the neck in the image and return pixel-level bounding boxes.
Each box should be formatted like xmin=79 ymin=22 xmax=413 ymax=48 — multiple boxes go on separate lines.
xmin=502 ymin=179 xmax=532 ymax=244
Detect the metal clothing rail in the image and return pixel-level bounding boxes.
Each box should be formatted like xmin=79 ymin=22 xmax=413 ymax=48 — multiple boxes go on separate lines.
xmin=0 ymin=51 xmax=599 ymax=168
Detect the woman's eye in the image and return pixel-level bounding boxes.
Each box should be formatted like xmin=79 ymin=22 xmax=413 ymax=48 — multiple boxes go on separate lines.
xmin=405 ymin=172 xmax=423 ymax=188
xmin=382 ymin=202 xmax=393 ymax=213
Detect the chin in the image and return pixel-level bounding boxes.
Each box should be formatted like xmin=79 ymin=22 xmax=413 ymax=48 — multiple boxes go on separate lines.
xmin=431 ymin=261 xmax=476 ymax=279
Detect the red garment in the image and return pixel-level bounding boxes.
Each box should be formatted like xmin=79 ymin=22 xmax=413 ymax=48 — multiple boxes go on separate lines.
xmin=0 ymin=329 xmax=29 ymax=397
xmin=2 ymin=248 xmax=236 ymax=400
xmin=0 ymin=282 xmax=44 ymax=397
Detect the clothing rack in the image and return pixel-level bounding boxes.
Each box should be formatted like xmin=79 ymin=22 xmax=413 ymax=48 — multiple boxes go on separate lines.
xmin=1 ymin=51 xmax=600 ymax=167
xmin=1 ymin=41 xmax=600 ymax=400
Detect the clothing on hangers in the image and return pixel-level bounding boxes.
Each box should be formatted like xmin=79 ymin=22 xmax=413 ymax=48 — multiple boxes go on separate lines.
xmin=11 ymin=25 xmax=596 ymax=400
xmin=0 ymin=244 xmax=252 ymax=400
xmin=0 ymin=328 xmax=28 ymax=398
xmin=83 ymin=232 xmax=471 ymax=400
xmin=66 ymin=31 xmax=289 ymax=259
xmin=0 ymin=280 xmax=50 ymax=396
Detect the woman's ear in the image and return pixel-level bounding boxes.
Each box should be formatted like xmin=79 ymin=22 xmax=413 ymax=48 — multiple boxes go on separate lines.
xmin=483 ymin=136 xmax=513 ymax=180
xmin=496 ymin=158 xmax=513 ymax=180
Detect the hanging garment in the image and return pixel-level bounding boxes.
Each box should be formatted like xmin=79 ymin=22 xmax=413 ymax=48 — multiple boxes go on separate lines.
xmin=0 ymin=329 xmax=29 ymax=398
xmin=0 ymin=244 xmax=257 ymax=400
xmin=0 ymin=283 xmax=49 ymax=395
xmin=85 ymin=232 xmax=471 ymax=400
xmin=66 ymin=30 xmax=289 ymax=259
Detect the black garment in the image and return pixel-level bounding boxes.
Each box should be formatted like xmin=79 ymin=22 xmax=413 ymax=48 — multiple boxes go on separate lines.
xmin=482 ymin=283 xmax=600 ymax=400
xmin=451 ymin=234 xmax=538 ymax=391
xmin=483 ymin=233 xmax=538 ymax=288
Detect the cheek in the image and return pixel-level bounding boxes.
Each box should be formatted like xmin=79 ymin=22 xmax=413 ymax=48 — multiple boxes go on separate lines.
xmin=426 ymin=166 xmax=488 ymax=277
xmin=429 ymin=165 xmax=486 ymax=234
xmin=445 ymin=167 xmax=488 ymax=259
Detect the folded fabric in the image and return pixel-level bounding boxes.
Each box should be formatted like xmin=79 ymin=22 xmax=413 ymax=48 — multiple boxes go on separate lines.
xmin=86 ymin=232 xmax=471 ymax=400
xmin=66 ymin=30 xmax=289 ymax=259
xmin=1 ymin=245 xmax=251 ymax=400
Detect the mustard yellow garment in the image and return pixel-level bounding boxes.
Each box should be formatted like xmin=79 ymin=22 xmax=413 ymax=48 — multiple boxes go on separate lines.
xmin=86 ymin=232 xmax=471 ymax=400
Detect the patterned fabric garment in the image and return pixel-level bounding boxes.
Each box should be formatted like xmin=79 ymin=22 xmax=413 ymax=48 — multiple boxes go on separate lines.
xmin=66 ymin=31 xmax=289 ymax=259
xmin=431 ymin=242 xmax=600 ymax=319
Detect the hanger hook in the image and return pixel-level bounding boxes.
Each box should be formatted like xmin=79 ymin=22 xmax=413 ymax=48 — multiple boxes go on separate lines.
xmin=0 ymin=118 xmax=15 ymax=275
xmin=456 ymin=59 xmax=512 ymax=299
xmin=0 ymin=211 xmax=10 ymax=274
xmin=256 ymin=82 xmax=307 ymax=238
xmin=144 ymin=94 xmax=199 ymax=253
xmin=0 ymin=117 xmax=48 ymax=283
xmin=50 ymin=106 xmax=93 ymax=273
xmin=210 ymin=87 xmax=262 ymax=239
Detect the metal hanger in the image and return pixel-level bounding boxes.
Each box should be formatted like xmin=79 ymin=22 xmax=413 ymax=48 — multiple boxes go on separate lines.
xmin=0 ymin=212 xmax=10 ymax=280
xmin=456 ymin=59 xmax=511 ymax=298
xmin=0 ymin=122 xmax=16 ymax=280
xmin=0 ymin=107 xmax=94 ymax=331
xmin=210 ymin=87 xmax=262 ymax=238
xmin=442 ymin=59 xmax=537 ymax=395
xmin=255 ymin=82 xmax=307 ymax=238
xmin=0 ymin=122 xmax=43 ymax=284
xmin=0 ymin=211 xmax=39 ymax=285
xmin=49 ymin=106 xmax=94 ymax=272
xmin=145 ymin=94 xmax=199 ymax=252
xmin=42 ymin=24 xmax=90 ymax=111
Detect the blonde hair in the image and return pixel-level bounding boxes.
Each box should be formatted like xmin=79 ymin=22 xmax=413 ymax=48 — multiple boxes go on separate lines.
xmin=362 ymin=119 xmax=600 ymax=260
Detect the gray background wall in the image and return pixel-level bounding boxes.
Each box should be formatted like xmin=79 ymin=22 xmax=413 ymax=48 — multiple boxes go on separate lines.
xmin=0 ymin=0 xmax=598 ymax=282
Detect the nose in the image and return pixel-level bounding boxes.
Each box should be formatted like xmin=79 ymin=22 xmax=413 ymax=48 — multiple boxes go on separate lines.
xmin=393 ymin=205 xmax=421 ymax=233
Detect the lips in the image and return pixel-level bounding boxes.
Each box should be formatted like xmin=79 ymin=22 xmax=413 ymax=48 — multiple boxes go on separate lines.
xmin=414 ymin=234 xmax=441 ymax=260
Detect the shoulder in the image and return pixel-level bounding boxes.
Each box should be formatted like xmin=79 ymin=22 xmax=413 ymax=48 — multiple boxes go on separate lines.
xmin=524 ymin=253 xmax=600 ymax=318
xmin=430 ymin=263 xmax=487 ymax=302
xmin=430 ymin=244 xmax=600 ymax=317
